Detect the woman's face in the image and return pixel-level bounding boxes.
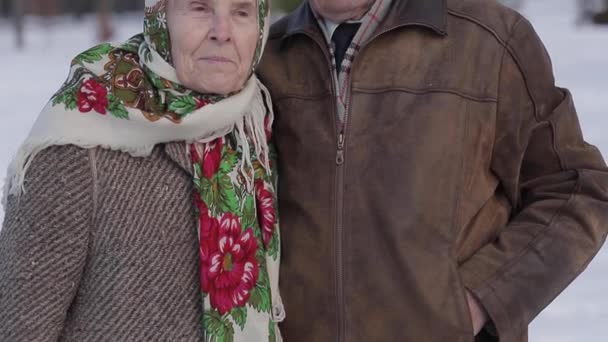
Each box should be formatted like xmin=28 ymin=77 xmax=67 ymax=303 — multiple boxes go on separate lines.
xmin=167 ymin=0 xmax=259 ymax=95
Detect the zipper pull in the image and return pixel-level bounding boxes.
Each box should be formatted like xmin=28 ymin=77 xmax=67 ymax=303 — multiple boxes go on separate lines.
xmin=336 ymin=132 xmax=345 ymax=165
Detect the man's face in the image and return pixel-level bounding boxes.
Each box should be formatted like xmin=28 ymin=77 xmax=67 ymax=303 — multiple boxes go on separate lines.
xmin=310 ymin=0 xmax=375 ymax=22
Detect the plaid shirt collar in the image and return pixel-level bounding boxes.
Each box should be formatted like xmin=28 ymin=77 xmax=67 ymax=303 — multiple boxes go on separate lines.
xmin=317 ymin=17 xmax=363 ymax=45
xmin=312 ymin=0 xmax=393 ymax=123
xmin=312 ymin=1 xmax=391 ymax=72
xmin=281 ymin=0 xmax=447 ymax=42
xmin=283 ymin=0 xmax=447 ymax=124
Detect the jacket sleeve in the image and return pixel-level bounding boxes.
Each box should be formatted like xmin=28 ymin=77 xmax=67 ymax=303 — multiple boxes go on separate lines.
xmin=0 ymin=145 xmax=94 ymax=341
xmin=458 ymin=16 xmax=608 ymax=341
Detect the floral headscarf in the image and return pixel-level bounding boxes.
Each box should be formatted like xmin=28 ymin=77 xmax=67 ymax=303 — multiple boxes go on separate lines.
xmin=5 ymin=0 xmax=272 ymax=200
xmin=57 ymin=0 xmax=270 ymax=122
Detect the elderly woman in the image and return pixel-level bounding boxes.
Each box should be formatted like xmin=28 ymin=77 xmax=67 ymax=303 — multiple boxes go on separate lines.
xmin=0 ymin=0 xmax=283 ymax=341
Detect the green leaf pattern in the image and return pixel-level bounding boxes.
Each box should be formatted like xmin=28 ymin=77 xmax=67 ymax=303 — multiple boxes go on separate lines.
xmin=168 ymin=95 xmax=198 ymax=116
xmin=107 ymin=94 xmax=129 ymax=119
xmin=197 ymin=132 xmax=281 ymax=341
xmin=71 ymin=43 xmax=113 ymax=65
xmin=204 ymin=311 xmax=236 ymax=342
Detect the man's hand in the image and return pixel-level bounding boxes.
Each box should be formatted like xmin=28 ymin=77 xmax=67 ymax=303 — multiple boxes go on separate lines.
xmin=466 ymin=289 xmax=489 ymax=335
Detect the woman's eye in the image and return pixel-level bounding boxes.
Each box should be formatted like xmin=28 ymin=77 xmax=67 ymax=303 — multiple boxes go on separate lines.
xmin=232 ymin=6 xmax=254 ymax=18
xmin=192 ymin=4 xmax=211 ymax=12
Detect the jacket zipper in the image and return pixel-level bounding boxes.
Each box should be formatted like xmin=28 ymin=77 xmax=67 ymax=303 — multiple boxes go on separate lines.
xmin=332 ymin=24 xmax=427 ymax=342
xmin=306 ymin=34 xmax=348 ymax=342
xmin=294 ymin=23 xmax=438 ymax=341
xmin=329 ymin=44 xmax=347 ymax=342
xmin=335 ymin=129 xmax=345 ymax=342
xmin=299 ymin=33 xmax=344 ymax=341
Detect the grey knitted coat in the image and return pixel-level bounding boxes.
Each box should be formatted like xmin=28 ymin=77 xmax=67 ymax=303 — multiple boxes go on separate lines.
xmin=0 ymin=143 xmax=204 ymax=341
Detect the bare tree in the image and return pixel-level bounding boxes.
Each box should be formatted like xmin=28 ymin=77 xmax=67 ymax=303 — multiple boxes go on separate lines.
xmin=38 ymin=0 xmax=58 ymax=30
xmin=97 ymin=0 xmax=115 ymax=41
xmin=595 ymin=1 xmax=608 ymax=23
xmin=578 ymin=0 xmax=608 ymax=24
xmin=12 ymin=0 xmax=24 ymax=49
xmin=38 ymin=0 xmax=57 ymax=17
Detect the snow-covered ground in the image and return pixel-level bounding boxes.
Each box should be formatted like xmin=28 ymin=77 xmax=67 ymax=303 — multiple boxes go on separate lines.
xmin=0 ymin=0 xmax=606 ymax=340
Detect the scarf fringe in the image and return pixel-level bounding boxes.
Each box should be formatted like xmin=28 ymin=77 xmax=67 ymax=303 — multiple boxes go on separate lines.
xmin=197 ymin=78 xmax=274 ymax=191
xmin=2 ymin=79 xmax=274 ymax=208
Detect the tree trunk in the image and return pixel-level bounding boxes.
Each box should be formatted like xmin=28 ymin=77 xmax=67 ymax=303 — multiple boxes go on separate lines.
xmin=593 ymin=1 xmax=608 ymax=24
xmin=12 ymin=0 xmax=24 ymax=49
xmin=97 ymin=0 xmax=115 ymax=41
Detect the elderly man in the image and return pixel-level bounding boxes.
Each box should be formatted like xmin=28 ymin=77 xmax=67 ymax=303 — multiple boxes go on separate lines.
xmin=259 ymin=0 xmax=608 ymax=341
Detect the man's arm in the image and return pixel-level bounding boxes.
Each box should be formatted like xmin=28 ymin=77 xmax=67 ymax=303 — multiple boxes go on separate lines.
xmin=0 ymin=146 xmax=93 ymax=341
xmin=459 ymin=16 xmax=608 ymax=340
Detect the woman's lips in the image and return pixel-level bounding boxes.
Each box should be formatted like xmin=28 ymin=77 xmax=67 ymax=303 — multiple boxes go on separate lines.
xmin=200 ymin=56 xmax=233 ymax=64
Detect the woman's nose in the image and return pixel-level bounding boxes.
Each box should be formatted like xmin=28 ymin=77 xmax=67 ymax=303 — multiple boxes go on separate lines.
xmin=209 ymin=15 xmax=233 ymax=43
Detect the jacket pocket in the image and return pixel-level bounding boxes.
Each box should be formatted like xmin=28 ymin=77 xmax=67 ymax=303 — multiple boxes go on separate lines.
xmin=455 ymin=263 xmax=476 ymax=342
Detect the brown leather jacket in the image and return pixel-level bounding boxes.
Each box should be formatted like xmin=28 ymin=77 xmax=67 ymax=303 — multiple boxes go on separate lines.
xmin=258 ymin=0 xmax=608 ymax=341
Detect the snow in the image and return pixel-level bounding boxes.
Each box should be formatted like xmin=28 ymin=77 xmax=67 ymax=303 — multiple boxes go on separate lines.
xmin=0 ymin=1 xmax=606 ymax=340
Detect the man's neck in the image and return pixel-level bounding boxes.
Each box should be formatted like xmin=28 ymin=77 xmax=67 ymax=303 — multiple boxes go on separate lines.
xmin=312 ymin=1 xmax=375 ymax=23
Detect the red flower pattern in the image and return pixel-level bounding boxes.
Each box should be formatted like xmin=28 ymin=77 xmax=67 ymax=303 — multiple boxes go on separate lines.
xmin=264 ymin=115 xmax=272 ymax=142
xmin=197 ymin=198 xmax=220 ymax=294
xmin=201 ymin=212 xmax=259 ymax=315
xmin=191 ymin=122 xmax=278 ymax=323
xmin=195 ymin=98 xmax=209 ymax=109
xmin=255 ymin=180 xmax=276 ymax=248
xmin=202 ymin=138 xmax=224 ymax=179
xmin=77 ymin=79 xmax=109 ymax=114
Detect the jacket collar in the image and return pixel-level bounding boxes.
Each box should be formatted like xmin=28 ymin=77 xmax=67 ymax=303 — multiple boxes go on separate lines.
xmin=282 ymin=0 xmax=447 ymax=42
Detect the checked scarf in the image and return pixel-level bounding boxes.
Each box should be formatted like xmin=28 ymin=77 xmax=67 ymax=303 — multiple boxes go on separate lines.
xmin=314 ymin=0 xmax=392 ymax=126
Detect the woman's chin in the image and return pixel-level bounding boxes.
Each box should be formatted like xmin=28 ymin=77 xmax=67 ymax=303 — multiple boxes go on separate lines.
xmin=176 ymin=74 xmax=238 ymax=95
xmin=196 ymin=83 xmax=239 ymax=96
xmin=196 ymin=76 xmax=246 ymax=95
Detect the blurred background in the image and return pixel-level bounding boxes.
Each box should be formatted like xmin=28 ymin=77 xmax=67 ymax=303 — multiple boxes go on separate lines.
xmin=0 ymin=0 xmax=607 ymax=341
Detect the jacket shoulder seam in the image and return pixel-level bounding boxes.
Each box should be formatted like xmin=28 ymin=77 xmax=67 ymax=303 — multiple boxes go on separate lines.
xmin=499 ymin=17 xmax=543 ymax=123
xmin=446 ymin=8 xmax=519 ymax=48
